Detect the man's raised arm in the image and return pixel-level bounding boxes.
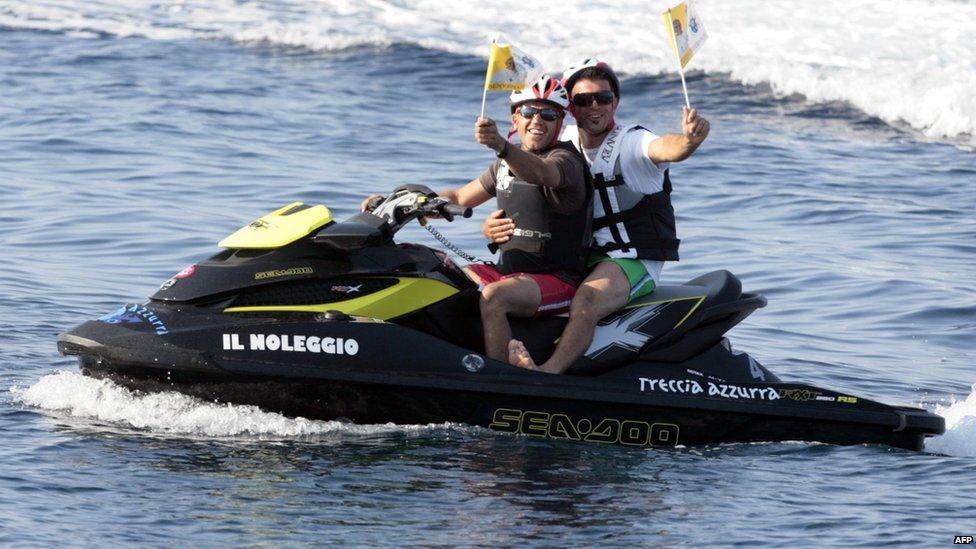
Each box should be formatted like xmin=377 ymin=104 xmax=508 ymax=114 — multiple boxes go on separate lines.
xmin=648 ymin=106 xmax=711 ymax=164
xmin=474 ymin=117 xmax=562 ymax=188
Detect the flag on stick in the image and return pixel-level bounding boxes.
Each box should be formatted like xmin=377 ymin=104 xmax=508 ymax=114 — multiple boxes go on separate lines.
xmin=662 ymin=0 xmax=708 ymax=107
xmin=480 ymin=35 xmax=544 ymax=116
xmin=663 ymin=0 xmax=708 ymax=68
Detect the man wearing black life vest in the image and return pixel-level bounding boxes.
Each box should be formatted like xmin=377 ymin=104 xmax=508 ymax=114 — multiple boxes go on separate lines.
xmin=408 ymin=74 xmax=591 ymax=365
xmin=485 ymin=59 xmax=711 ymax=373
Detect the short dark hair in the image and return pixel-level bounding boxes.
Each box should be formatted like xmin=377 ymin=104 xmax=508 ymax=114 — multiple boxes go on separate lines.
xmin=566 ymin=67 xmax=620 ymax=98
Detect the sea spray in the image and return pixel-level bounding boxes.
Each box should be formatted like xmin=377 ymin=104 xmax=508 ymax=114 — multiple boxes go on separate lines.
xmin=10 ymin=371 xmax=453 ymax=440
xmin=924 ymin=385 xmax=976 ymax=457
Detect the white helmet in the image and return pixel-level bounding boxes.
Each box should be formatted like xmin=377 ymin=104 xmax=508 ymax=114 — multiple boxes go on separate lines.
xmin=509 ymin=74 xmax=570 ymax=112
xmin=562 ymin=57 xmax=621 ymax=97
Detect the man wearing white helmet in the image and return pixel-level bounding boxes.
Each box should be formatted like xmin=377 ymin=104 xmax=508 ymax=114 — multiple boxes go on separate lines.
xmin=364 ymin=74 xmax=591 ymax=365
xmin=487 ymin=59 xmax=710 ymax=373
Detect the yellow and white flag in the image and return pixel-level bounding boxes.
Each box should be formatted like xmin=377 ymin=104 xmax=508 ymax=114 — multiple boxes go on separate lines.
xmin=483 ymin=35 xmax=544 ymax=92
xmin=663 ymin=0 xmax=708 ymax=68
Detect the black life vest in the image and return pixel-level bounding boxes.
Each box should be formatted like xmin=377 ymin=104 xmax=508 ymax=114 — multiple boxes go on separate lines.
xmin=585 ymin=125 xmax=680 ymax=261
xmin=494 ymin=141 xmax=593 ymax=274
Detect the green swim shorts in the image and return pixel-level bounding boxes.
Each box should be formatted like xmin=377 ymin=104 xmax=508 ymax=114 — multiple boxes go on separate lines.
xmin=587 ymin=254 xmax=657 ymax=301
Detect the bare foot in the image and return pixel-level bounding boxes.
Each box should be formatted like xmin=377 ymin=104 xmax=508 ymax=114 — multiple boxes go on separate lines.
xmin=508 ymin=339 xmax=537 ymax=370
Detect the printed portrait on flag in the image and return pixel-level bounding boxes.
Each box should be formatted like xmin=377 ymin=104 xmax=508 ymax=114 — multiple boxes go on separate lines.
xmin=483 ymin=36 xmax=543 ymax=92
xmin=672 ymin=18 xmax=689 ymax=58
xmin=489 ymin=55 xmax=527 ymax=87
xmin=663 ymin=0 xmax=708 ymax=68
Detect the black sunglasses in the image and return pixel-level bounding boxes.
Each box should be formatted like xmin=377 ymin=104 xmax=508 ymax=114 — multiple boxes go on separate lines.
xmin=571 ymin=91 xmax=615 ymax=107
xmin=518 ymin=105 xmax=562 ymax=121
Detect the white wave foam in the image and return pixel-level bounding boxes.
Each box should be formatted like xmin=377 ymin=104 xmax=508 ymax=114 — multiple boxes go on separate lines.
xmin=924 ymin=386 xmax=976 ymax=457
xmin=2 ymin=0 xmax=973 ymax=143
xmin=10 ymin=371 xmax=447 ymax=440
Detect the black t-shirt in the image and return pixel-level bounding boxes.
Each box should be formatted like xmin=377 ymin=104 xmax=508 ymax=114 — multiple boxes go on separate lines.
xmin=476 ymin=144 xmax=588 ymax=215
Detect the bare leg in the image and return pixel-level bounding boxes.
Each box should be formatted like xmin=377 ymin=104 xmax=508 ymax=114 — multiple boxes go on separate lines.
xmin=513 ymin=262 xmax=631 ymax=374
xmin=479 ymin=276 xmax=541 ymax=362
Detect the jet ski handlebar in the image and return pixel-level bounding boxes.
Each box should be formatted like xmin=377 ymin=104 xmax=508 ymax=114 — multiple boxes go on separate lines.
xmin=317 ymin=187 xmax=472 ymax=252
xmin=439 ymin=202 xmax=473 ymax=221
xmin=368 ymin=186 xmax=470 ymax=229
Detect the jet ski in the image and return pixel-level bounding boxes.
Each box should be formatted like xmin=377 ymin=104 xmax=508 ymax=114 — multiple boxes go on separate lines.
xmin=57 ymin=185 xmax=945 ymax=451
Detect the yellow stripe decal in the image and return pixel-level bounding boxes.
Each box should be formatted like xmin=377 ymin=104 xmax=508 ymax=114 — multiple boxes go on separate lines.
xmin=223 ymin=277 xmax=458 ymax=320
xmin=622 ymin=294 xmax=706 ymax=329
xmin=671 ymin=296 xmax=707 ymax=328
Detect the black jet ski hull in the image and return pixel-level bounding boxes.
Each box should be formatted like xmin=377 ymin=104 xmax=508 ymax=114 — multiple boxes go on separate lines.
xmin=77 ymin=362 xmax=940 ymax=451
xmin=59 ymin=315 xmax=944 ymax=451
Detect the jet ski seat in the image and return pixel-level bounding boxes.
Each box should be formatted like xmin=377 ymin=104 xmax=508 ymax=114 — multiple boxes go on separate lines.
xmin=684 ymin=269 xmax=742 ymax=312
xmin=635 ymin=270 xmax=766 ymax=363
xmin=624 ymin=269 xmax=743 ymax=321
xmin=552 ymin=270 xmax=767 ymax=375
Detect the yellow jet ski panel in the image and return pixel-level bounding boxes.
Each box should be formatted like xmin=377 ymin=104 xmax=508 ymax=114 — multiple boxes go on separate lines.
xmin=219 ymin=202 xmax=333 ymax=249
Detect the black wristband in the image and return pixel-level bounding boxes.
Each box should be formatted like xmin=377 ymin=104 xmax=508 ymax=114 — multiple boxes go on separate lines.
xmin=496 ymin=140 xmax=509 ymax=159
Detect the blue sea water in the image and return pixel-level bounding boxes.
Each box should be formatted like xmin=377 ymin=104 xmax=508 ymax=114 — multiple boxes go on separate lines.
xmin=1 ymin=10 xmax=975 ymax=547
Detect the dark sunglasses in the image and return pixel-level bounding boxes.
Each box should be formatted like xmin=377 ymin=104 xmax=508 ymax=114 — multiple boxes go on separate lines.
xmin=518 ymin=105 xmax=562 ymax=121
xmin=571 ymin=91 xmax=615 ymax=107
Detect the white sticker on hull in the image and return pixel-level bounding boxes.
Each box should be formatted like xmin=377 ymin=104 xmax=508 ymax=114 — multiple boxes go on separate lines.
xmin=639 ymin=377 xmax=780 ymax=401
xmin=221 ymin=333 xmax=359 ymax=355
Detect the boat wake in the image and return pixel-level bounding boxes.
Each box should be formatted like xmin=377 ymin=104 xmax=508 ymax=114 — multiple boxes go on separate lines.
xmin=924 ymin=386 xmax=976 ymax=458
xmin=10 ymin=370 xmax=456 ymax=441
